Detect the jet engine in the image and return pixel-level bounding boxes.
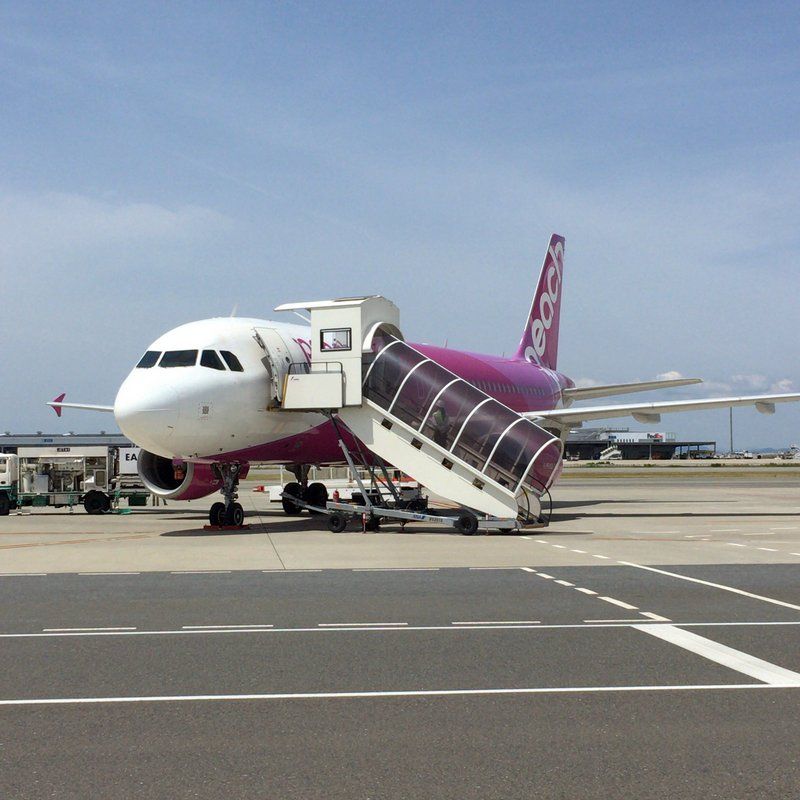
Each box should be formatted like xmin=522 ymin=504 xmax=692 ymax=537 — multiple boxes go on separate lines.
xmin=138 ymin=451 xmax=224 ymax=501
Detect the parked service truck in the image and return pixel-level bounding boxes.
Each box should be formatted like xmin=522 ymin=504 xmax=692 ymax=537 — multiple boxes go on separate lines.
xmin=0 ymin=445 xmax=149 ymax=515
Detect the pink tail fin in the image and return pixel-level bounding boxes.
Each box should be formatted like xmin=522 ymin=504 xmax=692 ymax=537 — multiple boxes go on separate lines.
xmin=514 ymin=234 xmax=565 ymax=370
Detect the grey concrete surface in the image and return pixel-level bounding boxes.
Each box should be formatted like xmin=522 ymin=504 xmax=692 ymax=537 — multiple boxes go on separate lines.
xmin=2 ymin=472 xmax=799 ymax=572
xmin=2 ymin=567 xmax=800 ymax=798
xmin=2 ymin=473 xmax=800 ymax=798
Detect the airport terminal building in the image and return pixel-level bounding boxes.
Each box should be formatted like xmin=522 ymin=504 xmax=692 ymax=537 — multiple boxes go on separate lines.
xmin=565 ymin=428 xmax=716 ymax=460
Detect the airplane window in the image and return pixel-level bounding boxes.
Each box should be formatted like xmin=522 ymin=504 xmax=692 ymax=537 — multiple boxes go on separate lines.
xmin=136 ymin=351 xmax=161 ymax=369
xmin=221 ymin=351 xmax=244 ymax=372
xmin=159 ymin=350 xmax=198 ymax=368
xmin=201 ymin=350 xmax=226 ymax=371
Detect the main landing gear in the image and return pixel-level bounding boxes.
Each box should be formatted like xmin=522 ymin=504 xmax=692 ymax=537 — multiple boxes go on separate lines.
xmin=281 ymin=464 xmax=328 ymax=516
xmin=208 ymin=463 xmax=245 ymax=527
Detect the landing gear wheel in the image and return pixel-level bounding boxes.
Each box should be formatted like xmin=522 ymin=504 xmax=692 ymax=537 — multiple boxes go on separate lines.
xmin=455 ymin=513 xmax=479 ymax=536
xmin=328 ymin=513 xmax=347 ymax=533
xmin=0 ymin=494 xmax=9 ymax=516
xmin=83 ymin=491 xmax=108 ymax=515
xmin=365 ymin=515 xmax=381 ymax=532
xmin=304 ymin=482 xmax=328 ymax=514
xmin=281 ymin=482 xmax=304 ymax=515
xmin=209 ymin=502 xmax=225 ymax=526
xmin=224 ymin=502 xmax=244 ymax=527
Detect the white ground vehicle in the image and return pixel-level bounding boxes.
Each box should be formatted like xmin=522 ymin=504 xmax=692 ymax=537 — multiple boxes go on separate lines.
xmin=0 ymin=446 xmax=148 ymax=515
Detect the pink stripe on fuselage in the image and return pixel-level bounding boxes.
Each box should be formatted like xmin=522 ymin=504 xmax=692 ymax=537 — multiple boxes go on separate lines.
xmin=200 ymin=343 xmax=572 ymax=464
xmin=411 ymin=342 xmax=571 ymax=414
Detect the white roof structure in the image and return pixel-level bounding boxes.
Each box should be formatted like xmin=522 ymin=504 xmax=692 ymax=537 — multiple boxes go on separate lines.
xmin=274 ymin=296 xmax=389 ymax=312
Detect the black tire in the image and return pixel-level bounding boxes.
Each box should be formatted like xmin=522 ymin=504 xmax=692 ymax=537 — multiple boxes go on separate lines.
xmin=102 ymin=494 xmax=112 ymax=513
xmin=455 ymin=512 xmax=479 ymax=536
xmin=281 ymin=482 xmax=304 ymax=515
xmin=366 ymin=515 xmax=381 ymax=532
xmin=224 ymin=502 xmax=244 ymax=527
xmin=328 ymin=513 xmax=347 ymax=533
xmin=83 ymin=491 xmax=107 ymax=515
xmin=304 ymin=482 xmax=328 ymax=515
xmin=209 ymin=502 xmax=225 ymax=526
xmin=0 ymin=493 xmax=9 ymax=516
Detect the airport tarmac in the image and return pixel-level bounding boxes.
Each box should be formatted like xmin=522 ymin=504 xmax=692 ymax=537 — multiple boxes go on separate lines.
xmin=2 ymin=472 xmax=800 ymax=798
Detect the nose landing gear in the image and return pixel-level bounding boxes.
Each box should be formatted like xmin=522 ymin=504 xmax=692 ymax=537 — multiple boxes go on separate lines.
xmin=207 ymin=463 xmax=246 ymax=528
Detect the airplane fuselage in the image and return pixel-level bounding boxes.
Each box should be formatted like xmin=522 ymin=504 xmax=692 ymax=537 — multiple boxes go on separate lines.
xmin=114 ymin=317 xmax=573 ymax=467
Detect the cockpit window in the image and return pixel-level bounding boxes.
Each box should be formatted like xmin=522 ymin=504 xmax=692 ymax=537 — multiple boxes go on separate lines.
xmin=136 ymin=351 xmax=161 ymax=369
xmin=200 ymin=350 xmax=226 ymax=371
xmin=220 ymin=351 xmax=244 ymax=372
xmin=159 ymin=350 xmax=198 ymax=368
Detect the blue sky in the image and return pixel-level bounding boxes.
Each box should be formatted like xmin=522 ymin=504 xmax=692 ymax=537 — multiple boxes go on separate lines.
xmin=1 ymin=1 xmax=798 ymax=448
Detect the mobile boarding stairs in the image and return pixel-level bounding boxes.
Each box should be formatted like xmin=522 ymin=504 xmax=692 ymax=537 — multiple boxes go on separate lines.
xmin=274 ymin=296 xmax=563 ymax=534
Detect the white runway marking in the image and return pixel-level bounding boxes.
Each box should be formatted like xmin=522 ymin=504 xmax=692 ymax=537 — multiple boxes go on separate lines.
xmin=519 ymin=567 xmax=536 ymax=573
xmin=618 ymin=562 xmax=800 ymax=612
xmin=318 ymin=622 xmax=408 ymax=627
xmin=4 ymin=620 xmax=800 ymax=639
xmin=592 ymin=554 xmax=610 ymax=559
xmin=537 ymin=573 xmax=555 ymax=579
xmin=453 ymin=621 xmax=540 ymax=626
xmin=636 ymin=625 xmax=800 ymax=686
xmin=0 ymin=573 xmax=47 ymax=577
xmin=78 ymin=572 xmax=141 ymax=576
xmin=757 ymin=547 xmax=778 ymax=552
xmin=551 ymin=544 xmax=566 ymax=549
xmin=182 ymin=625 xmax=273 ymax=630
xmin=599 ymin=597 xmax=639 ymax=611
xmin=170 ymin=570 xmax=232 ymax=574
xmin=2 ymin=683 xmax=790 ymax=707
xmin=726 ymin=543 xmax=747 ymax=547
xmin=353 ymin=568 xmax=439 ymax=572
xmin=261 ymin=569 xmax=322 ymax=573
xmin=575 ymin=588 xmax=598 ymax=595
xmin=554 ymin=579 xmax=575 ymax=587
xmin=571 ymin=549 xmax=587 ymax=554
xmin=42 ymin=627 xmax=136 ymax=632
xmin=639 ymin=612 xmax=671 ymax=622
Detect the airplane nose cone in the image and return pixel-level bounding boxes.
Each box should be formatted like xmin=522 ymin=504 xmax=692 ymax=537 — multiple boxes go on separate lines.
xmin=114 ymin=379 xmax=180 ymax=456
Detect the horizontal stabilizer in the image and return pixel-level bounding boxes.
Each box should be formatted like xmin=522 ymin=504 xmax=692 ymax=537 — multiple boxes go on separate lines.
xmin=48 ymin=394 xmax=114 ymax=415
xmin=562 ymin=377 xmax=702 ymax=403
xmin=526 ymin=392 xmax=800 ymax=426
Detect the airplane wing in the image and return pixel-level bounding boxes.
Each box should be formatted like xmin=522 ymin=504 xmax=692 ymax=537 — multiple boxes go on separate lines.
xmin=562 ymin=377 xmax=702 ymax=403
xmin=526 ymin=392 xmax=800 ymax=426
xmin=47 ymin=393 xmax=114 ymax=417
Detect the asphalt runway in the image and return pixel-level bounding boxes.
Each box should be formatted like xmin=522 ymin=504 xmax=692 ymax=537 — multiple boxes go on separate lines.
xmin=1 ymin=472 xmax=799 ymax=797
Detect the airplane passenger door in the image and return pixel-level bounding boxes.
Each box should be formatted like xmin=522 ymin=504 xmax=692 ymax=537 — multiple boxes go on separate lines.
xmin=254 ymin=327 xmax=292 ymax=406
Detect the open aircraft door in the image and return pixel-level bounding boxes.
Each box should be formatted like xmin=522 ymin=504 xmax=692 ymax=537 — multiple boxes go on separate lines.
xmin=253 ymin=327 xmax=293 ymax=407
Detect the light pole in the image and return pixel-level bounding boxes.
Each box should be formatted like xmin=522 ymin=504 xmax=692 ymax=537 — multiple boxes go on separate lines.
xmin=729 ymin=407 xmax=734 ymax=455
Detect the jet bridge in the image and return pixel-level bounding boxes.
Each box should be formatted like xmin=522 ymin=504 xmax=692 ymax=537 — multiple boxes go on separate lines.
xmin=276 ymin=296 xmax=562 ymax=523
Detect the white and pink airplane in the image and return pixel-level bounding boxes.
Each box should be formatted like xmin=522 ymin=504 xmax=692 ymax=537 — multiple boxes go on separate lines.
xmin=51 ymin=235 xmax=800 ymax=525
